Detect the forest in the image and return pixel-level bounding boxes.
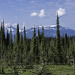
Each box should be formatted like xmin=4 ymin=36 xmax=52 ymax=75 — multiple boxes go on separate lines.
xmin=0 ymin=14 xmax=75 ymax=75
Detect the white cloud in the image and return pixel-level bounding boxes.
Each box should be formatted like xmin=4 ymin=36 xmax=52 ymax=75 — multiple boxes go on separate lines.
xmin=30 ymin=9 xmax=46 ymax=18
xmin=39 ymin=9 xmax=46 ymax=18
xmin=57 ymin=8 xmax=66 ymax=16
xmin=30 ymin=12 xmax=38 ymax=16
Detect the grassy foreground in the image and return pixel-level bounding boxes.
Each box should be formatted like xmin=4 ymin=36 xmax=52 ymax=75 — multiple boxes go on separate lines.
xmin=0 ymin=65 xmax=75 ymax=75
xmin=48 ymin=65 xmax=75 ymax=75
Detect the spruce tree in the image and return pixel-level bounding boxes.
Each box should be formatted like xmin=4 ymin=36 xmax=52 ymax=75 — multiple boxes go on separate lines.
xmin=13 ymin=24 xmax=20 ymax=65
xmin=20 ymin=30 xmax=23 ymax=64
xmin=2 ymin=20 xmax=5 ymax=42
xmin=38 ymin=27 xmax=41 ymax=43
xmin=23 ymin=26 xmax=27 ymax=67
xmin=5 ymin=30 xmax=10 ymax=66
xmin=24 ymin=26 xmax=26 ymax=41
xmin=1 ymin=20 xmax=6 ymax=59
xmin=16 ymin=24 xmax=20 ymax=65
xmin=56 ymin=13 xmax=63 ymax=64
xmin=49 ymin=38 xmax=56 ymax=64
xmin=6 ymin=26 xmax=13 ymax=67
xmin=16 ymin=24 xmax=20 ymax=44
xmin=0 ymin=25 xmax=3 ymax=59
xmin=0 ymin=26 xmax=1 ymax=58
xmin=10 ymin=26 xmax=12 ymax=45
xmin=30 ymin=26 xmax=39 ymax=65
xmin=64 ymin=33 xmax=69 ymax=64
xmin=41 ymin=26 xmax=46 ymax=70
xmin=6 ymin=30 xmax=10 ymax=47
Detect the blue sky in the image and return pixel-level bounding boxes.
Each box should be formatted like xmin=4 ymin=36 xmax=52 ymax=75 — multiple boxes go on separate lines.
xmin=0 ymin=0 xmax=75 ymax=29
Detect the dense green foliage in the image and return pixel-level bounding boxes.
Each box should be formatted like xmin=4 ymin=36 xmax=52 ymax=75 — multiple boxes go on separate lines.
xmin=0 ymin=15 xmax=75 ymax=74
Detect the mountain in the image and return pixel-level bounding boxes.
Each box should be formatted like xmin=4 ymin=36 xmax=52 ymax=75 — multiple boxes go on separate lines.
xmin=5 ymin=25 xmax=75 ymax=39
xmin=26 ymin=25 xmax=75 ymax=38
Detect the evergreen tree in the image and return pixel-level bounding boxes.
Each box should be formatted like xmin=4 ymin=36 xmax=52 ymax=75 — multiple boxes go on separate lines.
xmin=24 ymin=26 xmax=26 ymax=41
xmin=49 ymin=38 xmax=56 ymax=64
xmin=38 ymin=27 xmax=41 ymax=43
xmin=0 ymin=25 xmax=3 ymax=59
xmin=23 ymin=26 xmax=27 ymax=67
xmin=0 ymin=26 xmax=1 ymax=58
xmin=41 ymin=26 xmax=46 ymax=70
xmin=20 ymin=30 xmax=23 ymax=64
xmin=13 ymin=66 xmax=19 ymax=75
xmin=64 ymin=33 xmax=69 ymax=64
xmin=10 ymin=26 xmax=12 ymax=45
xmin=6 ymin=30 xmax=10 ymax=47
xmin=16 ymin=24 xmax=20 ymax=44
xmin=56 ymin=13 xmax=63 ymax=64
xmin=7 ymin=26 xmax=13 ymax=66
xmin=5 ymin=30 xmax=10 ymax=65
xmin=13 ymin=24 xmax=20 ymax=65
xmin=16 ymin=24 xmax=20 ymax=65
xmin=72 ymin=38 xmax=75 ymax=67
xmin=1 ymin=20 xmax=6 ymax=59
xmin=2 ymin=20 xmax=5 ymax=42
xmin=30 ymin=26 xmax=39 ymax=65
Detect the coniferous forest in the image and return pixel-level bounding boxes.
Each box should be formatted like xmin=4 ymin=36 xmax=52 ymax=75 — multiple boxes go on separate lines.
xmin=0 ymin=14 xmax=75 ymax=75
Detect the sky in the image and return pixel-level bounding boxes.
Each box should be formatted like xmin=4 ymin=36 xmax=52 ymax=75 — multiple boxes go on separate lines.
xmin=0 ymin=0 xmax=75 ymax=30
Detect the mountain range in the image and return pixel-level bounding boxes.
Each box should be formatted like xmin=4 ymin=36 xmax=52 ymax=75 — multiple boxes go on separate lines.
xmin=5 ymin=25 xmax=75 ymax=39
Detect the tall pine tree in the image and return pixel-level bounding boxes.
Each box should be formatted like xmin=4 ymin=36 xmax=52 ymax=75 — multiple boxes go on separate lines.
xmin=56 ymin=13 xmax=63 ymax=64
xmin=30 ymin=26 xmax=39 ymax=65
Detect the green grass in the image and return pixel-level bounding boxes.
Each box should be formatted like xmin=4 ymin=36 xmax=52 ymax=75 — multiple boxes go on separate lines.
xmin=0 ymin=65 xmax=75 ymax=75
xmin=47 ymin=65 xmax=75 ymax=75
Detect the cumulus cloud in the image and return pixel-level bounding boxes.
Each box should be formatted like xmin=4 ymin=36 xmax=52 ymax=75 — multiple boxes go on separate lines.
xmin=39 ymin=9 xmax=46 ymax=18
xmin=30 ymin=9 xmax=46 ymax=18
xmin=57 ymin=8 xmax=66 ymax=16
xmin=30 ymin=12 xmax=38 ymax=16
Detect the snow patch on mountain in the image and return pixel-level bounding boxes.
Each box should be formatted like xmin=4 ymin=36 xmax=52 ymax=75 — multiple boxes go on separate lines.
xmin=5 ymin=25 xmax=75 ymax=39
xmin=50 ymin=25 xmax=56 ymax=27
xmin=7 ymin=28 xmax=14 ymax=32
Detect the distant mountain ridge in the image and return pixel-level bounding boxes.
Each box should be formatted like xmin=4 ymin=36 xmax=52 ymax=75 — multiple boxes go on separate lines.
xmin=5 ymin=25 xmax=75 ymax=39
